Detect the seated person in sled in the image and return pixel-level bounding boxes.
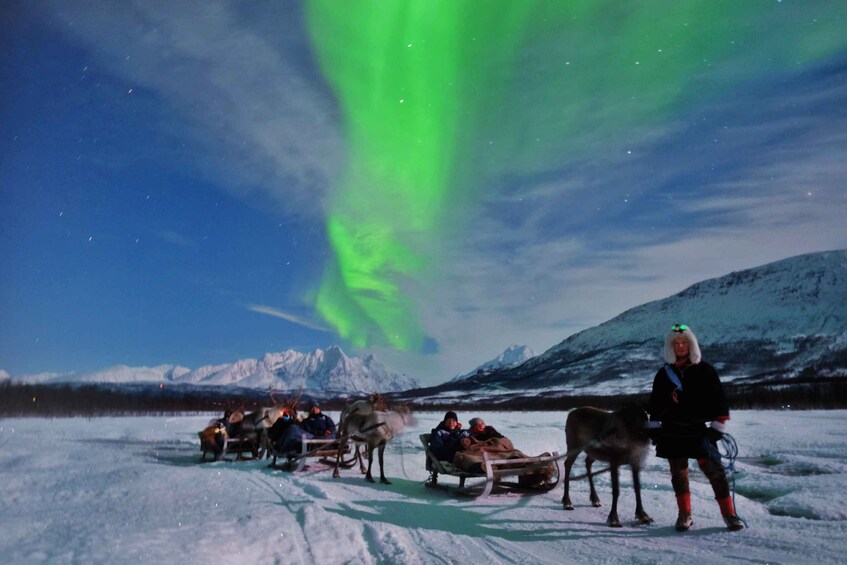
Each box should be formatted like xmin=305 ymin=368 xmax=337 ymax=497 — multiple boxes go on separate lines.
xmin=428 ymin=411 xmax=469 ymax=463
xmin=467 ymin=417 xmax=504 ymax=441
xmin=268 ymin=407 xmax=310 ymax=457
xmin=453 ymin=416 xmax=554 ymax=484
xmin=199 ymin=409 xmax=244 ymax=460
xmin=300 ymin=402 xmax=336 ymax=439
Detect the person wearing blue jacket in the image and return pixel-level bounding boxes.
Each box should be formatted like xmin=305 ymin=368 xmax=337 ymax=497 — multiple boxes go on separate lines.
xmin=301 ymin=402 xmax=336 ymax=438
xmin=428 ymin=411 xmax=469 ymax=462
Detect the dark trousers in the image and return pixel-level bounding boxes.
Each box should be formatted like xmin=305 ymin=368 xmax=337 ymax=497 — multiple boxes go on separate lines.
xmin=668 ymin=457 xmax=730 ymax=500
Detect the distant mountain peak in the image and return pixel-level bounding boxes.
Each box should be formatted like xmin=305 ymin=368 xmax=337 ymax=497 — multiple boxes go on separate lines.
xmin=452 ymin=344 xmax=536 ymax=382
xmin=10 ymin=346 xmax=419 ymax=393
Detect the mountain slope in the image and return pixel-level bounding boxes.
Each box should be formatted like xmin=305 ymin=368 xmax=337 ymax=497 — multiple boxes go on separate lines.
xmin=450 ymin=345 xmax=536 ymax=382
xmin=416 ymin=250 xmax=847 ymax=402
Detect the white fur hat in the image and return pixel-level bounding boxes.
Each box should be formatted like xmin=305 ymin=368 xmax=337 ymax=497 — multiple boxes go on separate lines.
xmin=664 ymin=324 xmax=702 ymax=364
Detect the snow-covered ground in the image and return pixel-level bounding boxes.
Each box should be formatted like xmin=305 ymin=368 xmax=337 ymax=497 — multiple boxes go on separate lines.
xmin=1 ymin=410 xmax=845 ymax=564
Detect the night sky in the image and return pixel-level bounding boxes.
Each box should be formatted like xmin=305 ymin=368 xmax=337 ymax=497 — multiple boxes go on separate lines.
xmin=2 ymin=1 xmax=846 ymax=385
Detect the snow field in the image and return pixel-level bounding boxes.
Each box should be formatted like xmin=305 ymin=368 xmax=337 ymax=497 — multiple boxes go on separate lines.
xmin=1 ymin=410 xmax=845 ymax=564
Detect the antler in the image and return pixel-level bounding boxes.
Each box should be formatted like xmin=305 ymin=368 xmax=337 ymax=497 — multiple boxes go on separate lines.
xmin=268 ymin=388 xmax=286 ymax=407
xmin=267 ymin=387 xmax=304 ymax=417
xmin=370 ymin=392 xmax=388 ymax=411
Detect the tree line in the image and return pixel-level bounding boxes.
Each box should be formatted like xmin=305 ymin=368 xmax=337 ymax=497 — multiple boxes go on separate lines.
xmin=1 ymin=377 xmax=845 ymax=418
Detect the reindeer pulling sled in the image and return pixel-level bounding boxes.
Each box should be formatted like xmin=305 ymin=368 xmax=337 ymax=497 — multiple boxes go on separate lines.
xmin=265 ymin=393 xmax=411 ymax=485
xmin=420 ymin=433 xmax=561 ymax=498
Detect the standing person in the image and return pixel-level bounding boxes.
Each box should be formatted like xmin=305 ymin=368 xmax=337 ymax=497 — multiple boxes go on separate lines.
xmin=301 ymin=402 xmax=336 ymax=438
xmin=648 ymin=324 xmax=744 ymax=532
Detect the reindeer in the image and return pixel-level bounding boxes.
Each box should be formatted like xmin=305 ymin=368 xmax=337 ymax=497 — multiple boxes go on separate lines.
xmin=333 ymin=393 xmax=408 ymax=483
xmin=347 ymin=405 xmax=413 ymax=484
xmin=562 ymin=404 xmax=653 ymax=527
xmin=238 ymin=406 xmax=280 ymax=459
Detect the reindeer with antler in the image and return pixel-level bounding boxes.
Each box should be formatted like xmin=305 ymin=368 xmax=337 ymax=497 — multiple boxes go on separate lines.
xmin=236 ymin=391 xmax=286 ymax=459
xmin=333 ymin=393 xmax=413 ymax=484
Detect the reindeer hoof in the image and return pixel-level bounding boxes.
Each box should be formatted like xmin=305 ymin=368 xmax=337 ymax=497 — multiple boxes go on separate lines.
xmin=365 ymin=475 xmax=376 ymax=483
xmin=591 ymin=500 xmax=602 ymax=508
xmin=638 ymin=513 xmax=654 ymax=525
xmin=606 ymin=519 xmax=623 ymax=528
xmin=380 ymin=478 xmax=391 ymax=485
xmin=563 ymin=503 xmax=574 ymax=511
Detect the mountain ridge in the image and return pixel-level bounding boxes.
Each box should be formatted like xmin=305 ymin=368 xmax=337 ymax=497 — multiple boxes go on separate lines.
xmin=9 ymin=345 xmax=419 ymax=394
xmin=408 ymin=249 xmax=847 ymax=404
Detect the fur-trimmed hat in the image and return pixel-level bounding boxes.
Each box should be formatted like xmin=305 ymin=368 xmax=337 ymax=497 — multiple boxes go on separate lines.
xmin=664 ymin=324 xmax=702 ymax=364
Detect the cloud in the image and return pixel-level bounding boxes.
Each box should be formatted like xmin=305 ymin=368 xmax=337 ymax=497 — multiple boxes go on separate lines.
xmin=247 ymin=304 xmax=330 ymax=333
xmin=390 ymin=58 xmax=847 ymax=381
xmin=38 ymin=0 xmax=343 ymax=219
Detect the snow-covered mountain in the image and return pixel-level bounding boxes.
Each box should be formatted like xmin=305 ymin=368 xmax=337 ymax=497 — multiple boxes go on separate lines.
xmin=450 ymin=345 xmax=536 ymax=382
xmin=9 ymin=346 xmax=419 ymax=393
xmin=413 ymin=250 xmax=847 ymax=403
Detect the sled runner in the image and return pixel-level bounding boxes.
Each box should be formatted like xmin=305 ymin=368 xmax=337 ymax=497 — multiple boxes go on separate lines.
xmin=269 ymin=436 xmax=361 ymax=472
xmin=420 ymin=433 xmax=561 ymax=498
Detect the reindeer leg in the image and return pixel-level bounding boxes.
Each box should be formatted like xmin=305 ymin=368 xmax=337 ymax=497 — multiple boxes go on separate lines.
xmin=586 ymin=456 xmax=601 ymax=507
xmin=606 ymin=465 xmax=622 ymax=527
xmin=357 ymin=444 xmax=367 ymax=474
xmin=632 ymin=467 xmax=653 ymax=524
xmin=365 ymin=445 xmax=376 ymax=483
xmin=562 ymin=450 xmax=578 ymax=510
xmin=332 ymin=442 xmax=342 ymax=479
xmin=379 ymin=442 xmax=390 ymax=484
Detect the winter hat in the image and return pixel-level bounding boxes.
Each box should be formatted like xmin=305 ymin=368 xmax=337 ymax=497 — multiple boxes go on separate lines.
xmin=443 ymin=411 xmax=458 ymax=422
xmin=664 ymin=323 xmax=702 ymax=364
xmin=469 ymin=417 xmax=484 ymax=427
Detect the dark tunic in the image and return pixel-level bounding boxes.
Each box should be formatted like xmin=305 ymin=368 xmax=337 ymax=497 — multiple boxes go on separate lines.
xmin=648 ymin=361 xmax=729 ymax=459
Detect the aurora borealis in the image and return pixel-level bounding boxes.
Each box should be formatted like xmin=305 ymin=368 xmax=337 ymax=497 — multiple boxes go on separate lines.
xmin=2 ymin=1 xmax=846 ymax=382
xmin=306 ymin=0 xmax=536 ymax=351
xmin=304 ymin=0 xmax=847 ymax=355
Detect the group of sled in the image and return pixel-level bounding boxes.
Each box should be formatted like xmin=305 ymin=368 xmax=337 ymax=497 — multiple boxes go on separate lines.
xmin=194 ymin=324 xmax=747 ymax=532
xmin=195 ymin=394 xmax=639 ymax=509
xmin=197 ymin=393 xmax=566 ymax=494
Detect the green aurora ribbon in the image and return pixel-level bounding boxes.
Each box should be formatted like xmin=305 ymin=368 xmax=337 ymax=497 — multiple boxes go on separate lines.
xmin=305 ymin=0 xmax=846 ymax=352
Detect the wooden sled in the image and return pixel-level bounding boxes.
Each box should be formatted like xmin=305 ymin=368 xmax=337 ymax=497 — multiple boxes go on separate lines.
xmin=199 ymin=425 xmax=262 ymax=462
xmin=420 ymin=433 xmax=561 ymax=498
xmin=269 ymin=436 xmax=361 ymax=472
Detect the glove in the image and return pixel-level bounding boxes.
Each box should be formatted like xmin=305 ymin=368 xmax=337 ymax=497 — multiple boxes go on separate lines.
xmin=709 ymin=420 xmax=727 ymax=433
xmin=705 ymin=420 xmax=727 ymax=444
xmin=646 ymin=420 xmax=662 ymax=444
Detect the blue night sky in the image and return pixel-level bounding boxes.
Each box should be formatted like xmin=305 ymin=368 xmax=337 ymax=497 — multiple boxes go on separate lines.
xmin=2 ymin=1 xmax=846 ymax=385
